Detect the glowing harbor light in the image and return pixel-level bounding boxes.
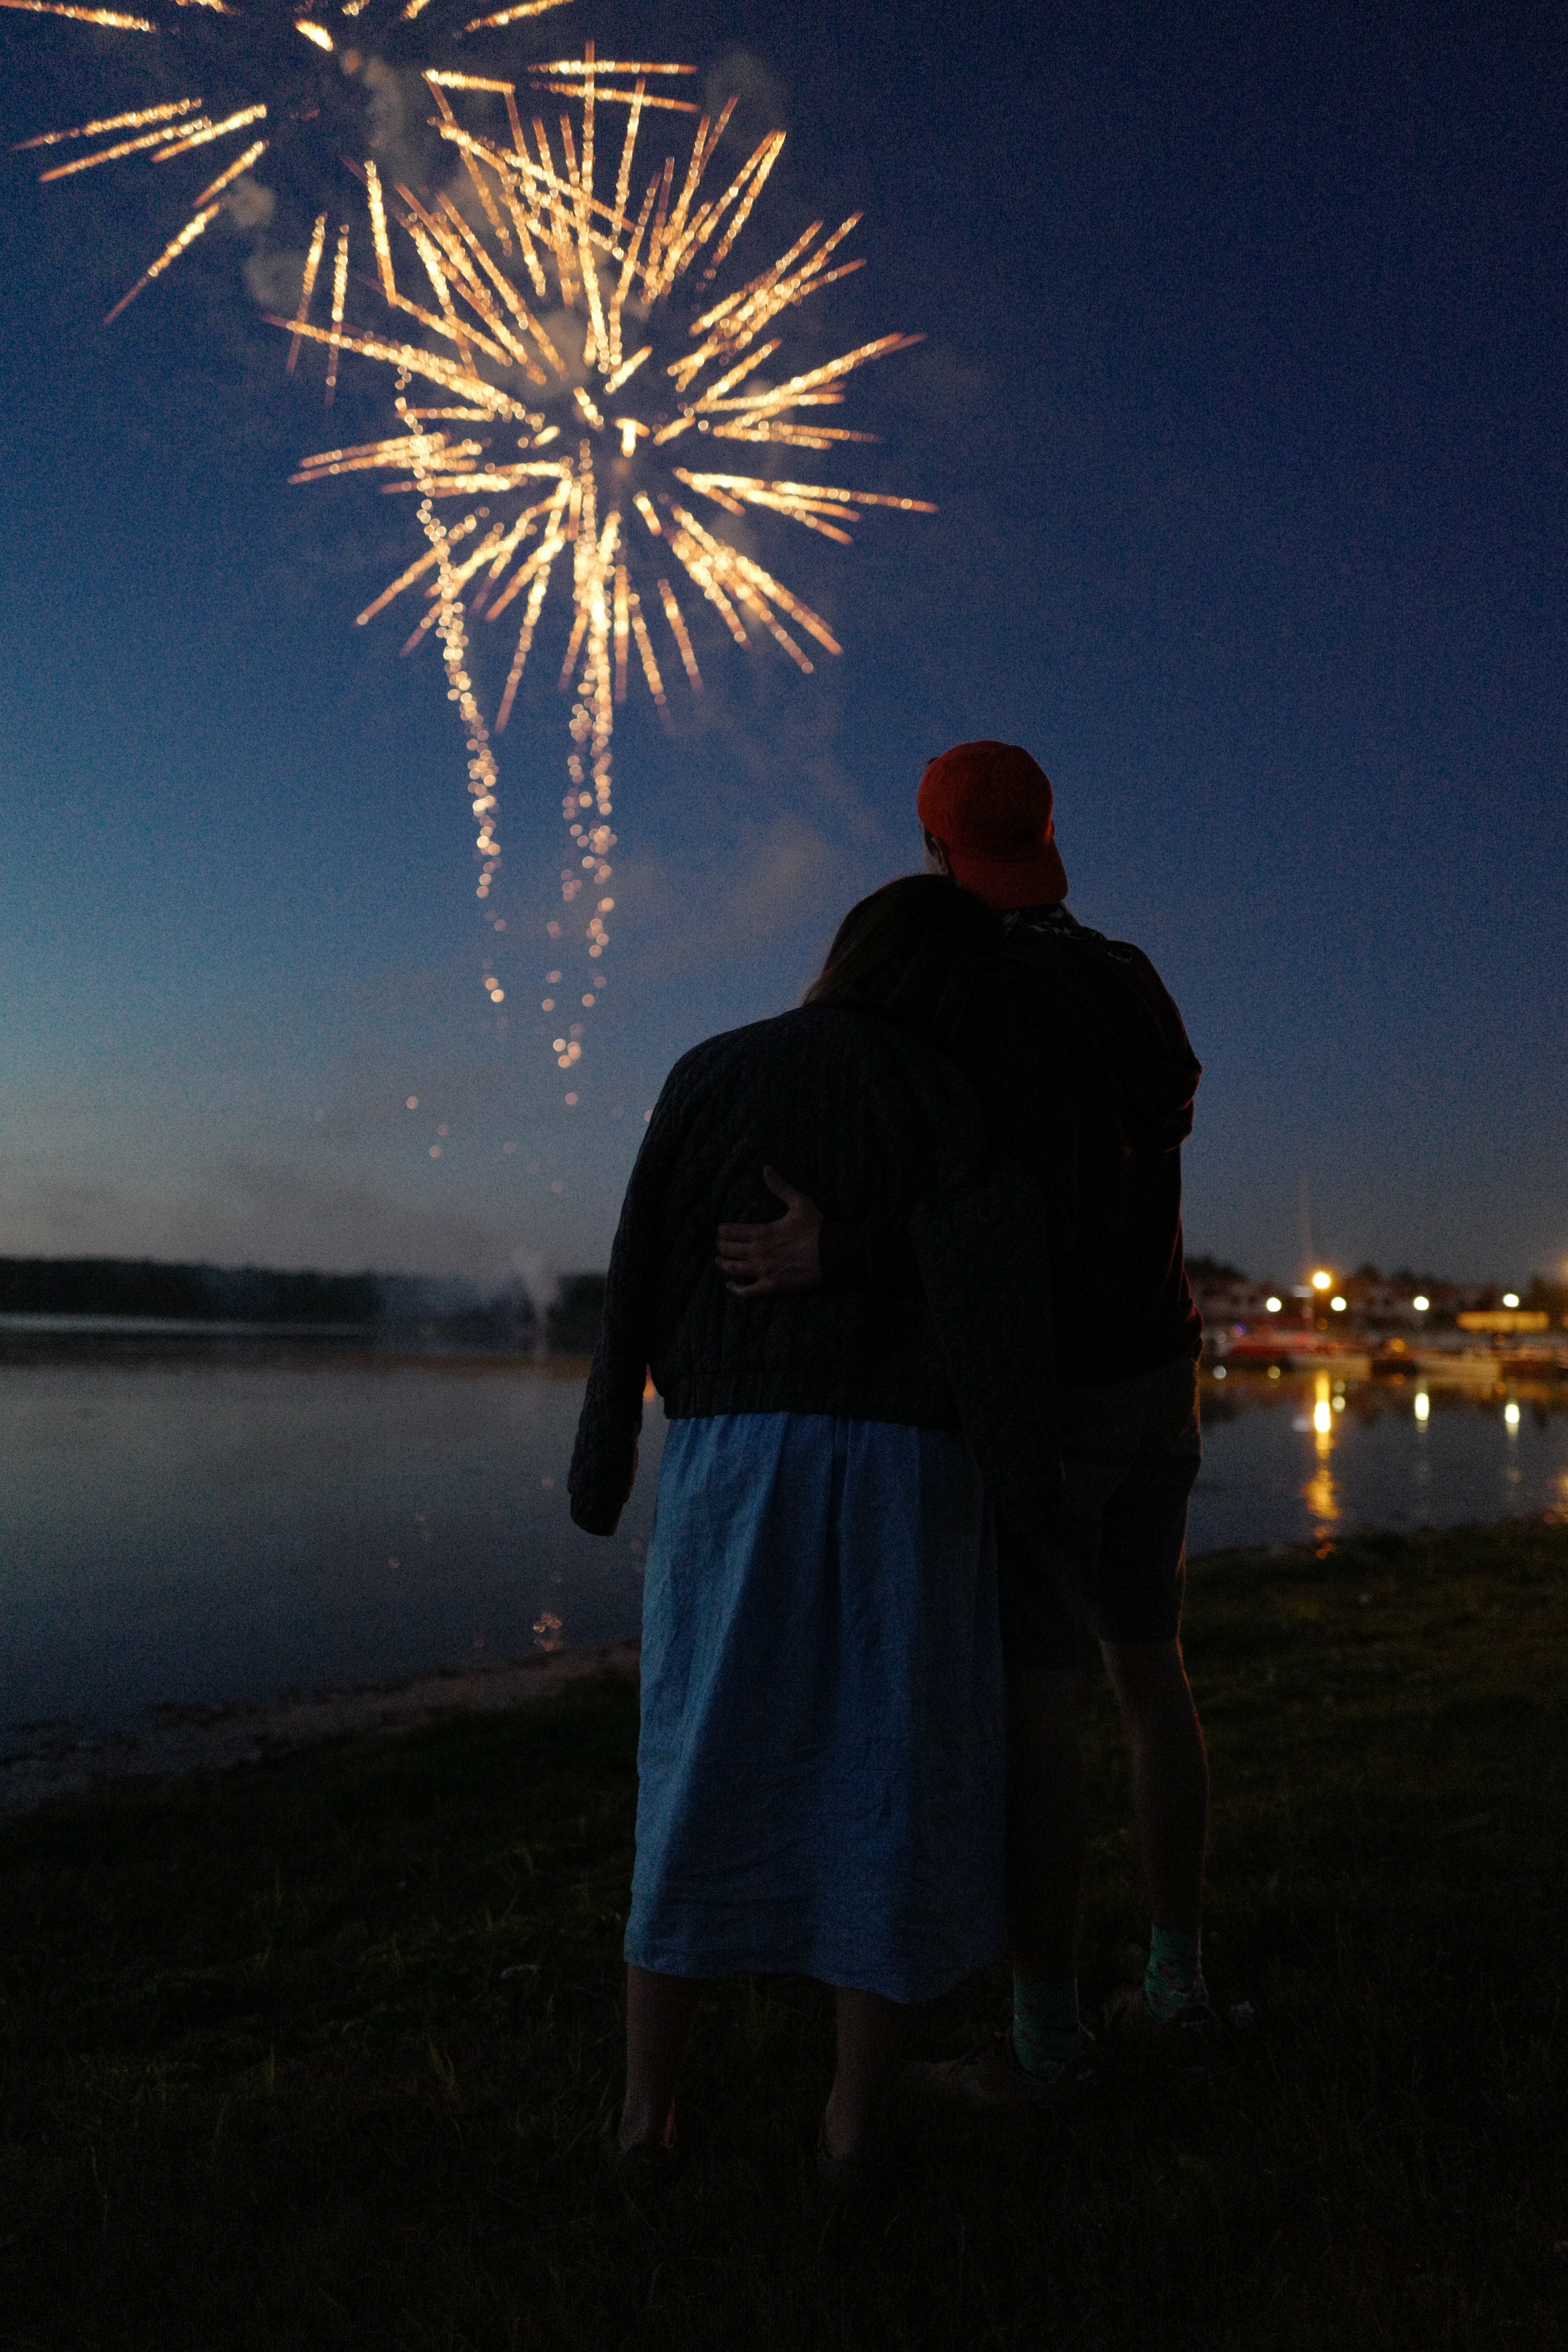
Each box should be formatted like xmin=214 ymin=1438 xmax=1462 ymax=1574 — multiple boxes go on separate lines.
xmin=1504 ymin=1399 xmax=1521 ymax=1430
xmin=1265 ymin=1295 xmax=1282 ymax=1312
xmin=1503 ymin=1292 xmax=1521 ymax=1310
xmin=1330 ymin=1295 xmax=1347 ymax=1312
xmin=1312 ymin=1269 xmax=1333 ymax=1292
xmin=1412 ymin=1295 xmax=1430 ymax=1312
xmin=1414 ymin=1390 xmax=1430 ymax=1422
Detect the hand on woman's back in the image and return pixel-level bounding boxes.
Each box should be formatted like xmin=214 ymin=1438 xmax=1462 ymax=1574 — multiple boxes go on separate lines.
xmin=716 ymin=1167 xmax=823 ymax=1295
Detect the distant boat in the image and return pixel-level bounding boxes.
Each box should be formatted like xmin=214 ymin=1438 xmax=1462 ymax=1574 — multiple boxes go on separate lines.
xmin=1207 ymin=1318 xmax=1568 ymax=1383
xmin=1210 ymin=1328 xmax=1368 ymax=1372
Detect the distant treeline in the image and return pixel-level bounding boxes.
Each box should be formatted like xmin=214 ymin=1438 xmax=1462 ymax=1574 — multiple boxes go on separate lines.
xmin=0 ymin=1259 xmax=608 ymax=1354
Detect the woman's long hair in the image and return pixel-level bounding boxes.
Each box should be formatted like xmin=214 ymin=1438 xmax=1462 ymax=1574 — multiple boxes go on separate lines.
xmin=803 ymin=875 xmax=1001 ymax=1047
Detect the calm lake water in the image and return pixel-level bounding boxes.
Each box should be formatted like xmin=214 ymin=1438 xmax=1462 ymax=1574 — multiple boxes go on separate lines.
xmin=3 ymin=1343 xmax=1565 ymax=1739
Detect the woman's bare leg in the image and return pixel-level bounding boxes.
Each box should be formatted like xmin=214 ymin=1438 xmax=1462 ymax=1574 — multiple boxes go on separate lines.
xmin=824 ymin=1988 xmax=907 ymax=2160
xmin=619 ymin=1965 xmax=702 ymax=2150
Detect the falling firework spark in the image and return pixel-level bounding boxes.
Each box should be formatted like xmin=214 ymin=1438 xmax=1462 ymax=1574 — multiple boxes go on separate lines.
xmin=278 ymin=48 xmax=935 ymax=1073
xmin=8 ymin=0 xmax=578 ymax=321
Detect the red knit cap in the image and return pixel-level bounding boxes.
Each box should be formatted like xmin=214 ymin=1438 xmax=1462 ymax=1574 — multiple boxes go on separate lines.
xmin=916 ymin=740 xmax=1068 ymax=910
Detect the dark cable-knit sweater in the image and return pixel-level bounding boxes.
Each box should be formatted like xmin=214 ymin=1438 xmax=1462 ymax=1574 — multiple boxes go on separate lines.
xmin=568 ymin=1004 xmax=1063 ymax=1543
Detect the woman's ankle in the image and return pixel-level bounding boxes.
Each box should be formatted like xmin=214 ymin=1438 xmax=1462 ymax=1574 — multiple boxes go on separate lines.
xmin=616 ymin=2095 xmax=673 ymax=2152
xmin=821 ymin=2086 xmax=875 ymax=2161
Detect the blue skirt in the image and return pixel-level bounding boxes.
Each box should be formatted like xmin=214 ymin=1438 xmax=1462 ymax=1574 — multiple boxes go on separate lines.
xmin=626 ymin=1412 xmax=1005 ymax=2004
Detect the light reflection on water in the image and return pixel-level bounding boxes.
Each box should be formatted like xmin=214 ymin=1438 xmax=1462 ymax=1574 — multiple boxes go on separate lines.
xmin=1191 ymin=1366 xmax=1568 ymax=1557
xmin=2 ymin=1346 xmax=1565 ymax=1735
xmin=0 ymin=1344 xmax=662 ymax=1738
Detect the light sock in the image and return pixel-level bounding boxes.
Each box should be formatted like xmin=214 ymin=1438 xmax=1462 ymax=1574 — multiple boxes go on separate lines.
xmin=1011 ymin=1974 xmax=1081 ymax=2076
xmin=1144 ymin=1924 xmax=1205 ymax=2022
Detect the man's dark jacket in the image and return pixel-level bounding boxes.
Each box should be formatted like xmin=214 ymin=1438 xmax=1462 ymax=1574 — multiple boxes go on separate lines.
xmin=820 ymin=910 xmax=1203 ymax=1387
xmin=568 ymin=1004 xmax=1063 ymax=1543
xmin=980 ymin=909 xmax=1202 ymax=1385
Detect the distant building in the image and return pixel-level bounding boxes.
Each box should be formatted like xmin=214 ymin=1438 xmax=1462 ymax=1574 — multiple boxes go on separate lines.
xmin=1185 ymin=1254 xmax=1563 ymax=1344
xmin=1189 ymin=1272 xmax=1277 ymax=1329
xmin=1348 ymin=1276 xmax=1494 ymax=1329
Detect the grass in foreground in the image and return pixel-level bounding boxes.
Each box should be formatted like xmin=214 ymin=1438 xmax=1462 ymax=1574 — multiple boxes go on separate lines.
xmin=1 ymin=1519 xmax=1565 ymax=2350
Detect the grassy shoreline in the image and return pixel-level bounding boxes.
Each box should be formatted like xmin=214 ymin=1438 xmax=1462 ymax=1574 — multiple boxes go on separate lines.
xmin=0 ymin=1638 xmax=641 ymax=1820
xmin=2 ymin=1517 xmax=1564 ymax=2348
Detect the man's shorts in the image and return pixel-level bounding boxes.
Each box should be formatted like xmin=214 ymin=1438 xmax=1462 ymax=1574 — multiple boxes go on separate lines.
xmin=996 ymin=1351 xmax=1202 ymax=1672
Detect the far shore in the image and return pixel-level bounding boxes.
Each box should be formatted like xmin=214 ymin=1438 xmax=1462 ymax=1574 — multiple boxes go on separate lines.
xmin=0 ymin=1319 xmax=598 ymax=1376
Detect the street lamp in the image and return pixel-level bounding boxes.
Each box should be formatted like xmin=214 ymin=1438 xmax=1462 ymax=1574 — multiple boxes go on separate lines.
xmin=1306 ymin=1267 xmax=1335 ymax=1330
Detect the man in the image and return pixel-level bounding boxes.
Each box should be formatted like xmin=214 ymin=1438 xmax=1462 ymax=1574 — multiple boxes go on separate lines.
xmin=715 ymin=740 xmax=1219 ymax=2102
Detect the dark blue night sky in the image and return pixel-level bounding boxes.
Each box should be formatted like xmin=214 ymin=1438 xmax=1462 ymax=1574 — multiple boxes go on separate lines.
xmin=2 ymin=0 xmax=1564 ymax=1292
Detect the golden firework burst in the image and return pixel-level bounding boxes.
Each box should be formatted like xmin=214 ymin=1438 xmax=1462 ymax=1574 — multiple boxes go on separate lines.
xmin=277 ymin=46 xmax=935 ymax=1073
xmin=7 ymin=0 xmax=577 ymax=319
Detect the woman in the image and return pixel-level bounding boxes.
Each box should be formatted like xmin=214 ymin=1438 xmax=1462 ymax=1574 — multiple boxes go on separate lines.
xmin=570 ymin=876 xmax=1062 ymax=2183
